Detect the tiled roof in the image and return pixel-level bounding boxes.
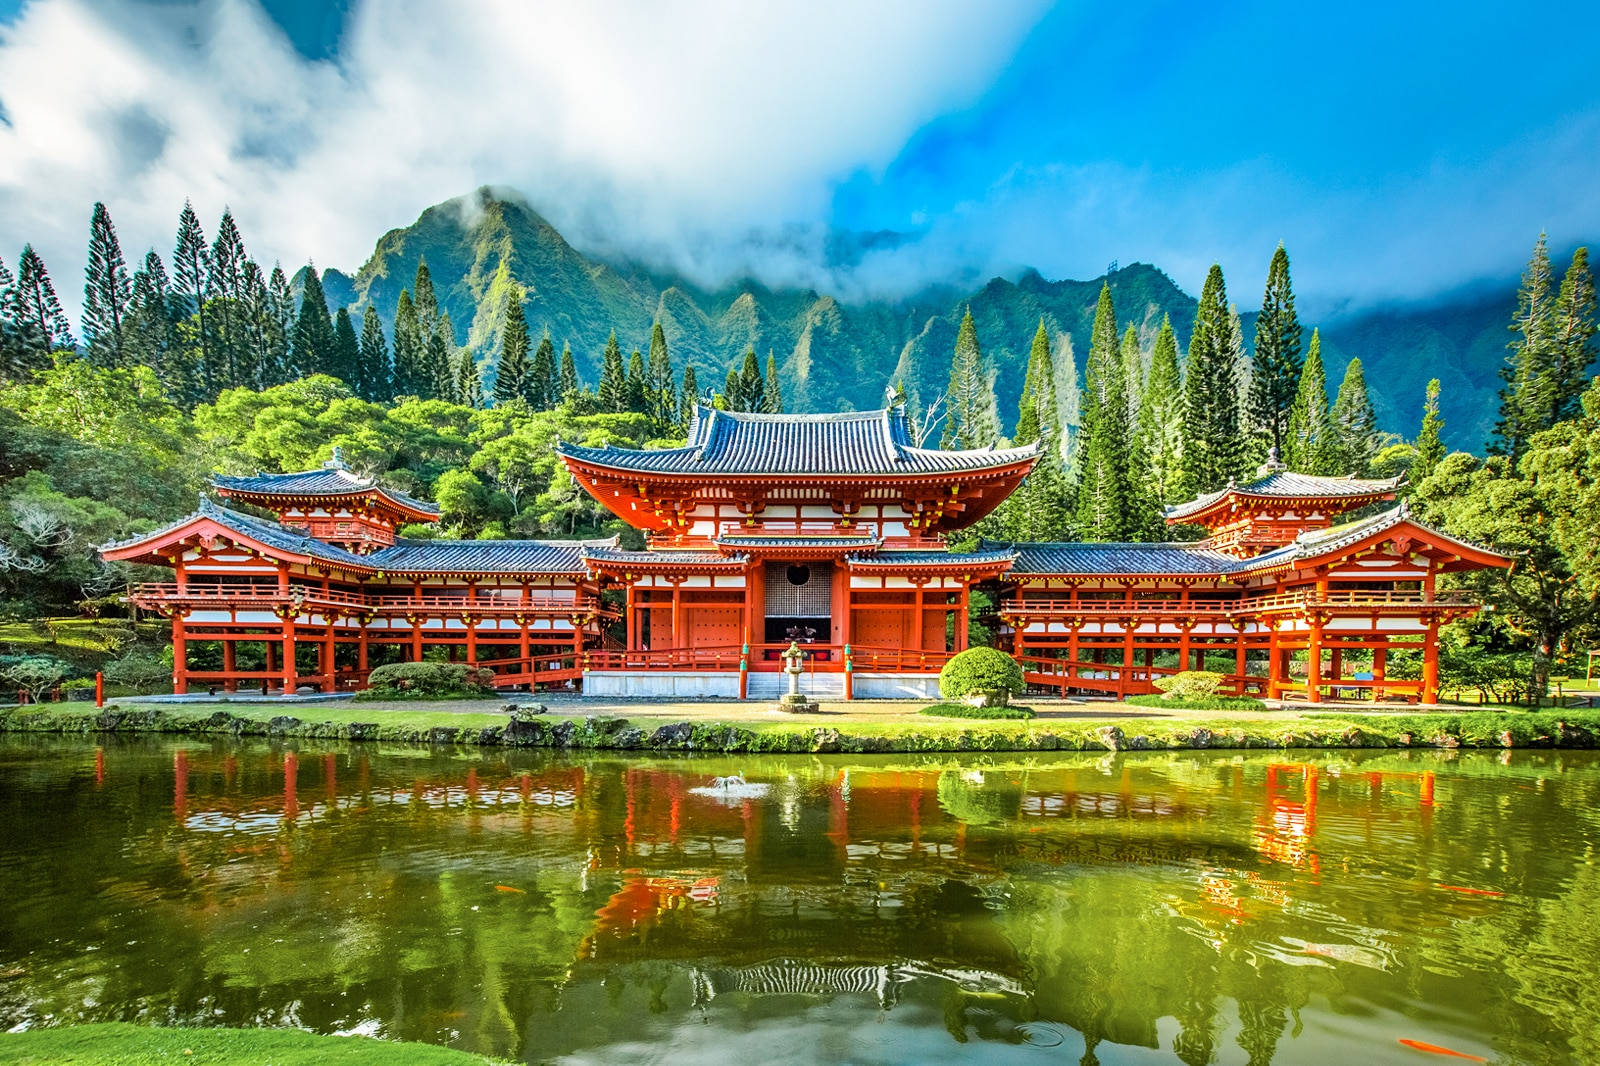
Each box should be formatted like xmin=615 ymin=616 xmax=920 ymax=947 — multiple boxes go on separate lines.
xmin=213 ymin=458 xmax=441 ymax=516
xmin=369 ymin=537 xmax=616 ymax=575
xmin=1165 ymin=470 xmax=1402 ymax=520
xmin=1233 ymin=503 xmax=1506 ymax=572
xmin=556 ymin=405 xmax=1039 ymax=478
xmin=997 ymin=539 xmax=1243 ymax=576
xmin=106 ymin=498 xmax=376 ymax=568
xmin=583 ymin=546 xmax=750 ymax=568
xmin=848 ymin=548 xmax=1018 ymax=568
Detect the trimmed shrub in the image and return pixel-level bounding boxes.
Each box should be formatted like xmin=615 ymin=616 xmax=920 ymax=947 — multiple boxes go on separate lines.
xmin=920 ymin=702 xmax=1036 ymax=720
xmin=1153 ymin=670 xmax=1225 ymax=701
xmin=357 ymin=662 xmax=497 ymax=700
xmin=1126 ymin=692 xmax=1267 ymax=711
xmin=938 ymin=647 xmax=1025 ymax=702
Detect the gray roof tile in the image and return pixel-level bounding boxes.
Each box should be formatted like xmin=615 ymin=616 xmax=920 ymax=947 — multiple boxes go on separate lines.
xmin=584 ymin=547 xmax=749 ymax=567
xmin=716 ymin=535 xmax=882 ymax=550
xmin=848 ymin=548 xmax=1017 ymax=568
xmin=1165 ymin=470 xmax=1402 ymax=520
xmin=557 ymin=405 xmax=1038 ymax=477
xmin=213 ymin=459 xmax=440 ymax=515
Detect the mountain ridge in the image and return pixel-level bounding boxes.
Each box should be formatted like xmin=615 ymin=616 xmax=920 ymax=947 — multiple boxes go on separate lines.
xmin=327 ymin=188 xmax=1546 ymax=451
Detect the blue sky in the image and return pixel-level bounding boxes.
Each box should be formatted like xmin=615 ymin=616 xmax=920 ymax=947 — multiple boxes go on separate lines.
xmin=0 ymin=0 xmax=1595 ymax=313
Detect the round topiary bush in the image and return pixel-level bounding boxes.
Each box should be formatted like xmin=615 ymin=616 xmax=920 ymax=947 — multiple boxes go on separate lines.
xmin=938 ymin=647 xmax=1025 ymax=703
xmin=357 ymin=662 xmax=497 ymax=700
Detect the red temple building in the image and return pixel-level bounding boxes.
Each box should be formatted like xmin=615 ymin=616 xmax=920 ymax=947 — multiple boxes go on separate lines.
xmin=103 ymin=407 xmax=1506 ymax=703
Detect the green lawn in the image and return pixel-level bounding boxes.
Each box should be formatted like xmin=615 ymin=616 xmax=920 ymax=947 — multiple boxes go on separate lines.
xmin=0 ymin=617 xmax=165 ymax=675
xmin=0 ymin=1023 xmax=508 ymax=1065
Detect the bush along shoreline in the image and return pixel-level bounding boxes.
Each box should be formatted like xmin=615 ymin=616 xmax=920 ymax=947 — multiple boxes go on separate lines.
xmin=5 ymin=704 xmax=1600 ymax=753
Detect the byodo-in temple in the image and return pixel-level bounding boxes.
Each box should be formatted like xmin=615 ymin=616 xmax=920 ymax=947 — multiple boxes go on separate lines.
xmin=102 ymin=405 xmax=1507 ymax=703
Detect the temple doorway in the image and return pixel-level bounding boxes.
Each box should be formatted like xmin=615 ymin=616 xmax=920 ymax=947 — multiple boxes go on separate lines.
xmin=763 ymin=561 xmax=833 ymax=661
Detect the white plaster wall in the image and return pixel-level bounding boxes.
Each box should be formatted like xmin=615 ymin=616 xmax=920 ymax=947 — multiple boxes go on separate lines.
xmin=583 ymin=671 xmax=741 ymax=698
xmin=853 ymin=673 xmax=941 ymax=699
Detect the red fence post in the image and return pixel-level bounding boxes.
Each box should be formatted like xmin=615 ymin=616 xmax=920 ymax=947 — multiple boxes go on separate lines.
xmin=95 ymin=671 xmax=104 ymax=708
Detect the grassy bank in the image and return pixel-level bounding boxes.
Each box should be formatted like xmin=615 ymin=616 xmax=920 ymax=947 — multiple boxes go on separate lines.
xmin=3 ymin=699 xmax=1600 ymax=753
xmin=0 ymin=1022 xmax=507 ymax=1065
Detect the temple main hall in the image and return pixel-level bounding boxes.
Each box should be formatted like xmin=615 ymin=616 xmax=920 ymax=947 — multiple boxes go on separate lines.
xmin=103 ymin=405 xmax=1506 ymax=703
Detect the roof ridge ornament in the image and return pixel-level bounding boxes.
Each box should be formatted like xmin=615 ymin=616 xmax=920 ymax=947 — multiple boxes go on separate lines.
xmin=1256 ymin=446 xmax=1287 ymax=477
xmin=324 ymin=445 xmax=347 ymax=471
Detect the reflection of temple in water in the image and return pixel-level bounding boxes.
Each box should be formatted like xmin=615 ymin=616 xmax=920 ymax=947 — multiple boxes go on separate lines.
xmin=76 ymin=744 xmax=1547 ymax=1065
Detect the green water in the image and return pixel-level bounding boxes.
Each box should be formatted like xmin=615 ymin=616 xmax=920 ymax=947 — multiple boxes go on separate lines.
xmin=0 ymin=738 xmax=1596 ymax=1065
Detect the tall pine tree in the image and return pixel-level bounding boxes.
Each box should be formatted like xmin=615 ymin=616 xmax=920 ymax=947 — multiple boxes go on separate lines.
xmin=529 ymin=334 xmax=556 ymax=409
xmin=1137 ymin=314 xmax=1185 ymax=512
xmin=647 ymin=321 xmax=674 ymax=423
xmin=1492 ymin=233 xmax=1556 ymax=458
xmin=357 ymin=305 xmax=390 ymax=401
xmin=1284 ymin=328 xmax=1338 ymax=474
xmin=1330 ymin=357 xmax=1378 ymax=476
xmin=1007 ymin=320 xmax=1069 ymax=540
xmin=737 ymin=348 xmax=763 ymax=412
xmin=597 ymin=332 xmax=627 ymax=412
xmin=207 ymin=209 xmax=249 ymax=386
xmin=762 ymin=351 xmax=783 ymax=413
xmin=391 ymin=290 xmax=425 ymax=396
xmin=413 ymin=259 xmax=439 ymax=329
xmin=626 ymin=350 xmax=649 ymax=413
xmin=722 ymin=367 xmax=743 ymax=411
xmin=423 ymin=331 xmax=454 ymax=400
xmin=1075 ymin=284 xmax=1139 ymax=540
xmin=15 ymin=244 xmax=73 ymax=362
xmin=454 ymin=350 xmax=482 ymax=408
xmin=494 ymin=295 xmax=531 ymax=406
xmin=0 ymin=255 xmax=29 ymax=382
xmin=264 ymin=265 xmax=293 ymax=385
xmin=171 ymin=201 xmax=211 ymax=393
xmin=942 ymin=308 xmax=1000 ymax=448
xmin=81 ymin=202 xmax=132 ymax=367
xmin=1413 ymin=378 xmax=1446 ymax=483
xmin=1120 ymin=324 xmax=1143 ymax=422
xmin=1546 ymin=246 xmax=1597 ymax=427
xmin=559 ymin=341 xmax=579 ymax=398
xmin=330 ymin=307 xmax=360 ymax=386
xmin=290 ymin=266 xmax=335 ymax=379
xmin=240 ymin=261 xmax=274 ymax=386
xmin=679 ymin=364 xmax=699 ymax=432
xmin=1248 ymin=244 xmax=1303 ymax=455
xmin=126 ymin=251 xmax=179 ymax=388
xmin=1179 ymin=264 xmax=1247 ymax=497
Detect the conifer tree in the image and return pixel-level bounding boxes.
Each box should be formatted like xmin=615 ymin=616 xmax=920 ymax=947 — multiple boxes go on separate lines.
xmin=1120 ymin=324 xmax=1143 ymax=422
xmin=558 ymin=341 xmax=579 ymax=399
xmin=125 ymin=251 xmax=180 ymax=392
xmin=454 ymin=350 xmax=482 ymax=408
xmin=1547 ymin=246 xmax=1596 ymax=427
xmin=413 ymin=259 xmax=438 ymax=330
xmin=1179 ymin=264 xmax=1247 ymax=497
xmin=265 ymin=265 xmax=293 ymax=384
xmin=1248 ymin=243 xmax=1304 ymax=454
xmin=679 ymin=364 xmax=699 ymax=432
xmin=722 ymin=367 xmax=743 ymax=411
xmin=626 ymin=349 xmax=649 ymax=413
xmin=81 ymin=202 xmax=132 ymax=366
xmin=1413 ymin=378 xmax=1446 ymax=483
xmin=738 ymin=347 xmax=763 ymax=412
xmin=1492 ymin=233 xmax=1556 ymax=458
xmin=390 ymin=290 xmax=425 ymax=396
xmin=1137 ymin=314 xmax=1185 ymax=511
xmin=1007 ymin=320 xmax=1069 ymax=540
xmin=0 ymin=255 xmax=28 ymax=382
xmin=331 ymin=307 xmax=360 ymax=386
xmin=530 ymin=334 xmax=556 ymax=409
xmin=494 ymin=295 xmax=531 ymax=406
xmin=172 ymin=201 xmax=211 ymax=391
xmin=15 ymin=244 xmax=73 ymax=362
xmin=423 ymin=332 xmax=454 ymax=400
xmin=762 ymin=351 xmax=783 ymax=413
xmin=597 ymin=332 xmax=627 ymax=412
xmin=1075 ymin=284 xmax=1139 ymax=540
xmin=240 ymin=261 xmax=274 ymax=386
xmin=290 ymin=265 xmax=335 ymax=378
xmin=942 ymin=308 xmax=1000 ymax=448
xmin=647 ymin=321 xmax=674 ymax=423
xmin=207 ymin=210 xmax=249 ymax=386
xmin=1284 ymin=329 xmax=1337 ymax=474
xmin=1330 ymin=357 xmax=1378 ymax=476
xmin=357 ymin=305 xmax=390 ymax=401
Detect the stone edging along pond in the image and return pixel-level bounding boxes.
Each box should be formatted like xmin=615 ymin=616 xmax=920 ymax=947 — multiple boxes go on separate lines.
xmin=4 ymin=704 xmax=1600 ymax=753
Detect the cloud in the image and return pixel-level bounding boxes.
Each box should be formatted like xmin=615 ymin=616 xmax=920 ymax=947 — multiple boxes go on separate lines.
xmin=0 ymin=0 xmax=1050 ymax=315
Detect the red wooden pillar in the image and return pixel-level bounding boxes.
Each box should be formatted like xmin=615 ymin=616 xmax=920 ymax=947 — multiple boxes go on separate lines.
xmin=358 ymin=625 xmax=370 ymax=678
xmin=1373 ymin=641 xmax=1387 ymax=701
xmin=956 ymin=580 xmax=970 ymax=652
xmin=1306 ymin=619 xmax=1323 ymax=703
xmin=911 ymin=580 xmax=925 ymax=652
xmin=172 ymin=614 xmax=188 ymax=694
xmin=1178 ymin=621 xmax=1192 ymax=674
xmin=322 ymin=617 xmax=336 ymax=690
xmin=1120 ymin=621 xmax=1135 ymax=697
xmin=671 ymin=579 xmax=683 ymax=649
xmin=746 ymin=564 xmax=766 ymax=652
xmin=465 ymin=582 xmax=478 ymax=665
xmin=625 ymin=582 xmax=637 ymax=651
xmin=222 ymin=637 xmax=237 ymax=693
xmin=1422 ymin=620 xmax=1440 ymax=704
xmin=281 ymin=613 xmax=298 ymax=694
xmin=1265 ymin=623 xmax=1281 ymax=699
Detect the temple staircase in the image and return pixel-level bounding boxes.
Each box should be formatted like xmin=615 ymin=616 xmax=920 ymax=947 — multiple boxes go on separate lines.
xmin=744 ymin=670 xmax=847 ymax=700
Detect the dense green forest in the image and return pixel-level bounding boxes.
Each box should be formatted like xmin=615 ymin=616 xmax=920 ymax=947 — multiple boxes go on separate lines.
xmin=0 ymin=199 xmax=1596 ymax=697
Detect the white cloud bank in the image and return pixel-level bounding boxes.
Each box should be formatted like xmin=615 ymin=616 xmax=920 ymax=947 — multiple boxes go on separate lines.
xmin=0 ymin=0 xmax=1050 ymax=311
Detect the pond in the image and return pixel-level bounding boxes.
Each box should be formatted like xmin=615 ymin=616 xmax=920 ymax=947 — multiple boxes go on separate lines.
xmin=0 ymin=737 xmax=1596 ymax=1065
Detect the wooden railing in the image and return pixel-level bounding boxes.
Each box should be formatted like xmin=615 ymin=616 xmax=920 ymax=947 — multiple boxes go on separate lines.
xmin=1001 ymin=588 xmax=1477 ymax=617
xmin=129 ymin=582 xmax=612 ymax=617
xmin=583 ymin=642 xmax=954 ymax=674
xmin=1014 ymin=654 xmax=1268 ymax=697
